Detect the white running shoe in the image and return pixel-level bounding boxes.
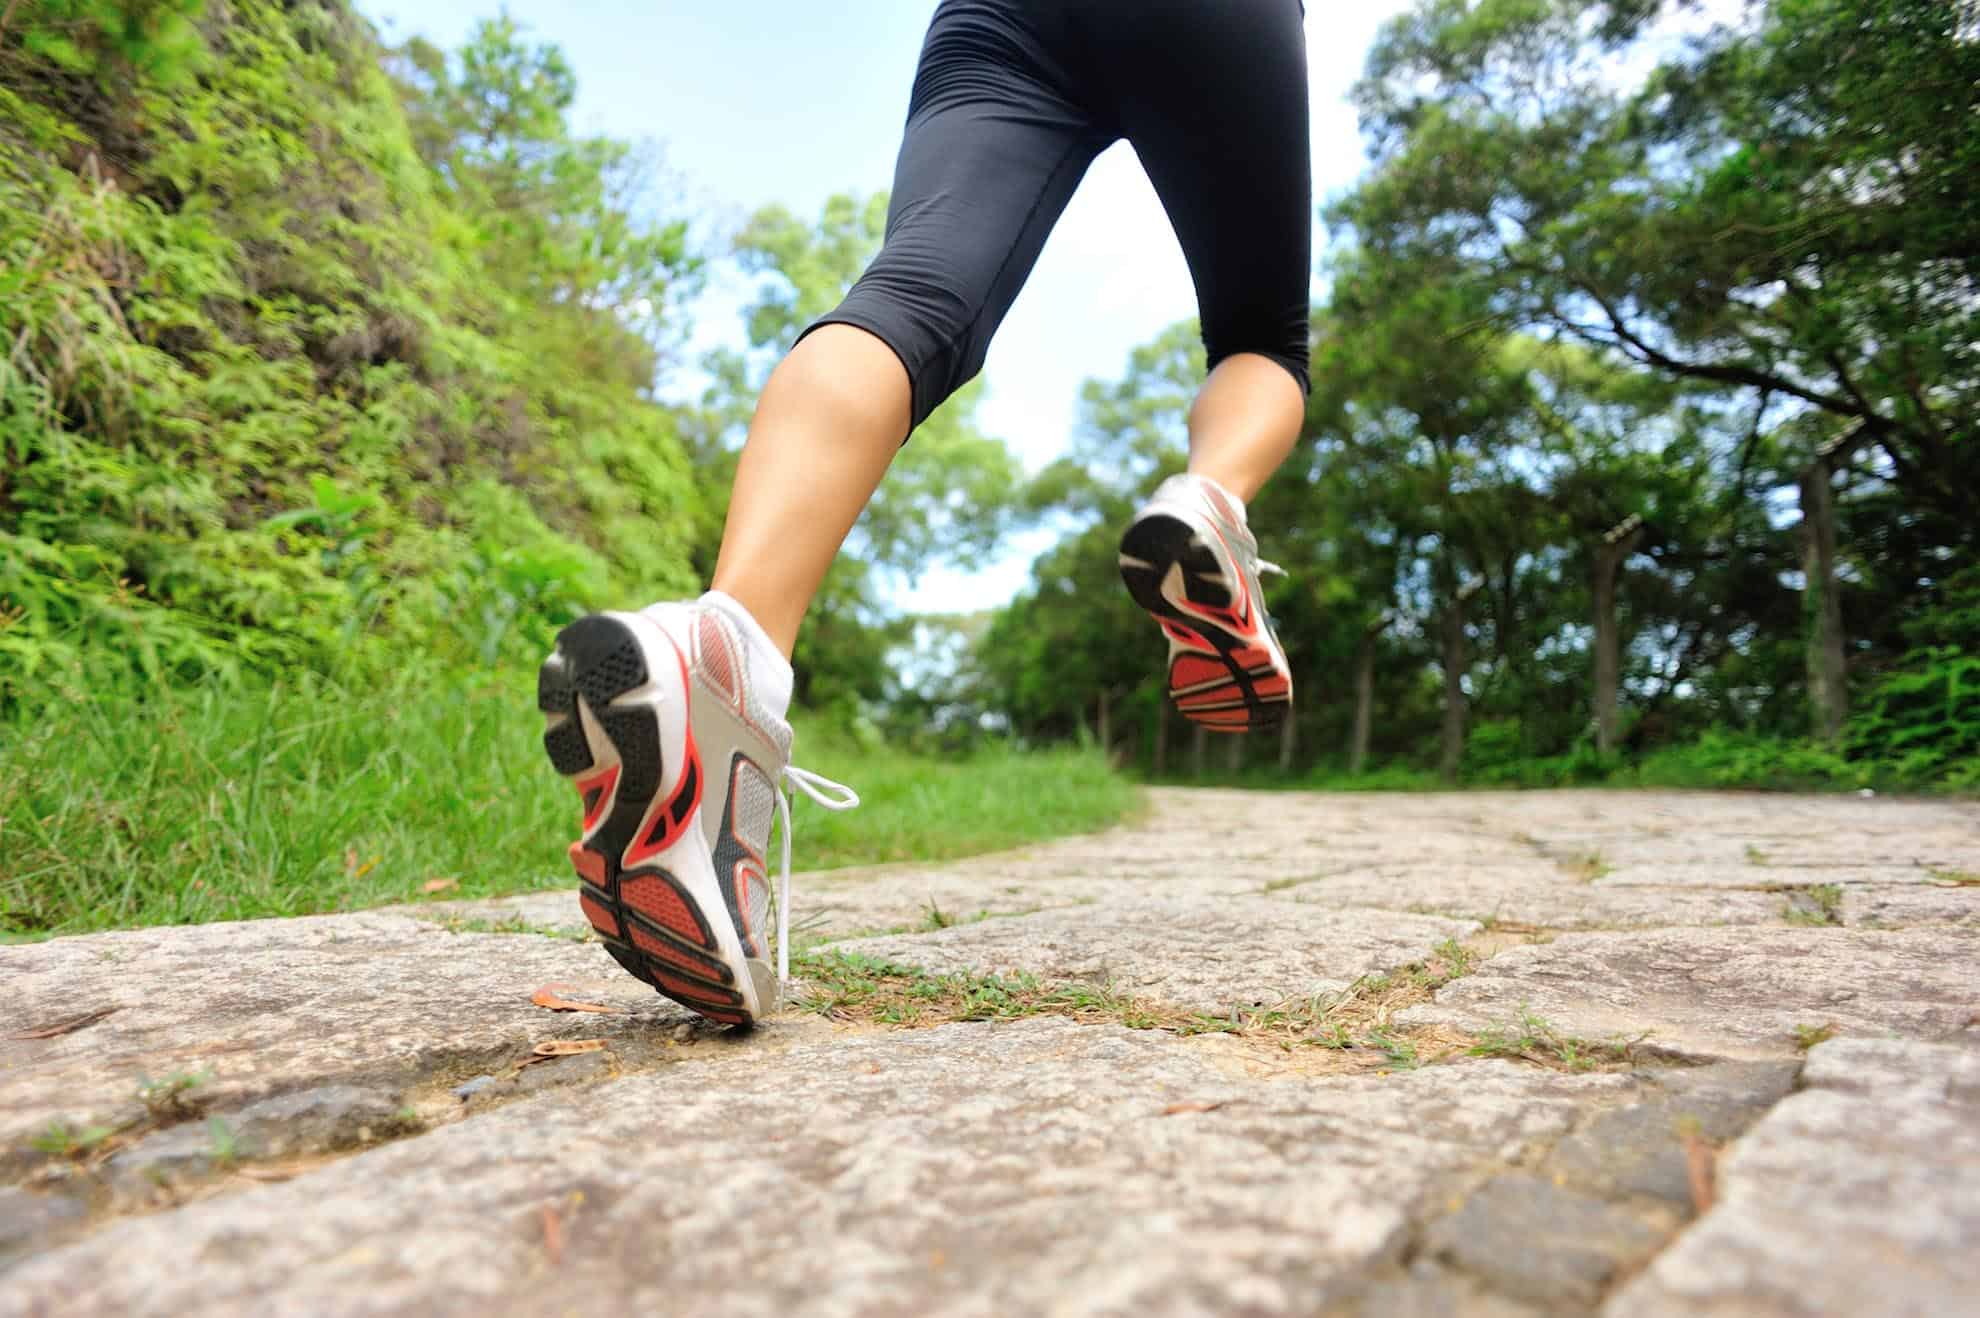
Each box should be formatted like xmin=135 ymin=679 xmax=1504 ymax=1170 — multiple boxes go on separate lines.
xmin=1118 ymin=473 xmax=1293 ymax=733
xmin=537 ymin=601 xmax=855 ymax=1025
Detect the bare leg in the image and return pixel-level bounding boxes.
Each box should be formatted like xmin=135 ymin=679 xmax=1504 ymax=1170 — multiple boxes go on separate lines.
xmin=709 ymin=324 xmax=911 ymax=657
xmin=1184 ymin=352 xmax=1304 ymax=502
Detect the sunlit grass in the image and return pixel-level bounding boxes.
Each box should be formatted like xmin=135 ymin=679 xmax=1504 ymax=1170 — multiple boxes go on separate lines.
xmin=0 ymin=668 xmax=1138 ymax=938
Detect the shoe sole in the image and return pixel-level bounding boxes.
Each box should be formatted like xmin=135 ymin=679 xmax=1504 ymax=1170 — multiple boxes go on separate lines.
xmin=539 ymin=613 xmax=773 ymax=1026
xmin=1119 ymin=513 xmax=1291 ymax=733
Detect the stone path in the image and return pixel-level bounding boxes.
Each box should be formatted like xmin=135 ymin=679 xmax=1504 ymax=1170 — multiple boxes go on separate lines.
xmin=3 ymin=788 xmax=1975 ymax=1316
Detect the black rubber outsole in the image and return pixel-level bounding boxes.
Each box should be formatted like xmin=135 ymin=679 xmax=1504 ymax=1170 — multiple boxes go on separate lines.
xmin=1119 ymin=514 xmax=1290 ymax=733
xmin=540 ymin=614 xmax=754 ymax=1027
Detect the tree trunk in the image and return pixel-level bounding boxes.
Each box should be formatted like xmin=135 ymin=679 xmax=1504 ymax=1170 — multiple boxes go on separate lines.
xmin=1191 ymin=722 xmax=1207 ymax=778
xmin=1592 ymin=515 xmax=1644 ymax=756
xmin=1151 ymin=699 xmax=1168 ymax=777
xmin=1096 ymin=687 xmax=1111 ymax=759
xmin=1438 ymin=581 xmax=1476 ymax=784
xmin=1277 ymin=710 xmax=1296 ymax=773
xmin=1799 ymin=461 xmax=1847 ymax=743
xmin=1348 ymin=614 xmax=1393 ymax=776
xmin=1225 ymin=730 xmax=1243 ymax=773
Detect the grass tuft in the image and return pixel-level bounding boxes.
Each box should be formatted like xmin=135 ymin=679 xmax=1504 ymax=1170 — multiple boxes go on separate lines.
xmin=1466 ymin=1008 xmax=1649 ymax=1071
xmin=1782 ymin=884 xmax=1844 ymax=927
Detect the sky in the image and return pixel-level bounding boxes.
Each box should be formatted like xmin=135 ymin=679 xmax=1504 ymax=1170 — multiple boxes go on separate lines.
xmin=359 ymin=0 xmax=1416 ymax=609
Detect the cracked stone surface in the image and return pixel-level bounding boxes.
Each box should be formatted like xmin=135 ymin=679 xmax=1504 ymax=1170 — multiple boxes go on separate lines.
xmin=1280 ymin=866 xmax=1793 ymax=929
xmin=833 ymin=894 xmax=1478 ymax=1012
xmin=1397 ymin=925 xmax=1980 ymax=1060
xmin=2 ymin=1019 xmax=1629 ymax=1317
xmin=4 ymin=787 xmax=1977 ymax=1314
xmin=1606 ymin=1036 xmax=1980 ymax=1317
xmin=0 ymin=911 xmax=713 ymax=1149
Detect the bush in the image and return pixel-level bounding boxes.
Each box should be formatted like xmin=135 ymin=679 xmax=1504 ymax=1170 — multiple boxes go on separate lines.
xmin=1630 ymin=731 xmax=1870 ymax=792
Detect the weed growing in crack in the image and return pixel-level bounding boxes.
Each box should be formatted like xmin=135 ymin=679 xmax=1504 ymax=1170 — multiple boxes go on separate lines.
xmin=1465 ymin=1008 xmax=1647 ymax=1071
xmin=1927 ymin=868 xmax=1980 ymax=888
xmin=207 ymin=1117 xmax=239 ymax=1170
xmin=435 ymin=915 xmax=596 ymax=942
xmin=30 ymin=1120 xmax=116 ymax=1158
xmin=792 ymin=937 xmax=1506 ymax=1075
xmin=138 ymin=1070 xmax=211 ymax=1121
xmin=1792 ymin=1022 xmax=1838 ymax=1050
xmin=1783 ymin=884 xmax=1844 ymax=926
xmin=1567 ymin=851 xmax=1613 ymax=882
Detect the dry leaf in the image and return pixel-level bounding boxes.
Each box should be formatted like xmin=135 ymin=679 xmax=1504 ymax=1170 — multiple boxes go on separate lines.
xmin=344 ymin=845 xmax=358 ymax=876
xmin=531 ymin=985 xmax=618 ymax=1014
xmin=421 ymin=877 xmax=459 ymax=894
xmin=352 ymin=855 xmax=379 ymax=880
xmin=1682 ymin=1130 xmax=1717 ymax=1214
xmin=1160 ymin=1100 xmax=1229 ymax=1116
xmin=541 ymin=1202 xmax=563 ymax=1265
xmin=6 ymin=1007 xmax=119 ymax=1040
xmin=532 ymin=1039 xmax=608 ymax=1057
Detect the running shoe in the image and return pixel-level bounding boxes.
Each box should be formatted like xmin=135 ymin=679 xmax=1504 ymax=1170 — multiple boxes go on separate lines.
xmin=1118 ymin=473 xmax=1293 ymax=733
xmin=537 ymin=600 xmax=855 ymax=1025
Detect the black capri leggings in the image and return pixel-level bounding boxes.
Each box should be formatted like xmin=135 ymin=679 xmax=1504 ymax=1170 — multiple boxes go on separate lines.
xmin=804 ymin=0 xmax=1313 ymax=430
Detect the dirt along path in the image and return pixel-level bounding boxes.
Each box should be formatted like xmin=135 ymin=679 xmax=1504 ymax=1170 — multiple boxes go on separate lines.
xmin=3 ymin=788 xmax=1975 ymax=1316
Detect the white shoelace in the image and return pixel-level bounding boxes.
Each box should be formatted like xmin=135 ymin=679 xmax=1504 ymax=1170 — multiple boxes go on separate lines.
xmin=1256 ymin=558 xmax=1287 ymax=576
xmin=773 ymin=764 xmax=861 ymax=983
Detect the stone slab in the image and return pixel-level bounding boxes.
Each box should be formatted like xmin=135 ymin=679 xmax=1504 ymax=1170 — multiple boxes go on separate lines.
xmin=1845 ymin=883 xmax=1980 ymax=928
xmin=1605 ymin=1036 xmax=1980 ymax=1318
xmin=1280 ymin=868 xmax=1791 ymax=929
xmin=1423 ymin=1174 xmax=1668 ymax=1307
xmin=1594 ymin=864 xmax=1933 ymax=890
xmin=0 ymin=912 xmax=700 ymax=1149
xmin=0 ymin=1018 xmax=1629 ymax=1317
xmin=1398 ymin=926 xmax=1980 ymax=1060
xmin=1541 ymin=1061 xmax=1798 ymax=1206
xmin=831 ymin=895 xmax=1477 ymax=1013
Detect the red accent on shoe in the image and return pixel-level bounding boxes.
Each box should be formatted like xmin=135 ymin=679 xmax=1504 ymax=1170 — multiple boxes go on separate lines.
xmin=1161 ymin=619 xmax=1213 ymax=650
xmin=619 ymin=873 xmax=710 ymax=948
xmin=648 ymin=969 xmax=739 ymax=1010
xmin=568 ymin=844 xmax=607 ymax=885
xmin=1233 ymin=646 xmax=1274 ymax=669
xmin=622 ymin=641 xmax=704 ymax=869
xmin=1252 ymin=675 xmax=1291 ymax=697
xmin=1171 ymin=656 xmax=1225 ymax=687
xmin=629 ymin=924 xmax=730 ymax=982
xmin=578 ymin=890 xmax=618 ymax=936
xmin=574 ymin=764 xmax=619 ymax=833
xmin=1178 ymin=687 xmax=1242 ymax=709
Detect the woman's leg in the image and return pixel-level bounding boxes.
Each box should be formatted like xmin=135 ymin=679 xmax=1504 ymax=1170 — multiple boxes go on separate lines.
xmin=1098 ymin=0 xmax=1313 ymax=498
xmin=711 ymin=1 xmax=1110 ymax=656
xmin=709 ymin=325 xmax=910 ymax=655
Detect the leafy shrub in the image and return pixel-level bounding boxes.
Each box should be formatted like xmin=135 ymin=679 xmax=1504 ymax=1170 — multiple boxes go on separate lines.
xmin=1630 ymin=732 xmax=1870 ymax=792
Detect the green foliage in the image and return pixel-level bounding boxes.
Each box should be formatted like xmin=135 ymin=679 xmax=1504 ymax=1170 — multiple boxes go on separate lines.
xmin=1849 ymin=567 xmax=1980 ymax=787
xmin=1630 ymin=732 xmax=1869 ymax=793
xmin=1 ymin=2 xmax=703 ymax=705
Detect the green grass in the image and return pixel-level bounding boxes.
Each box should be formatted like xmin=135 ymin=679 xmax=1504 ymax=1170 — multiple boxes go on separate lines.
xmin=1 ymin=668 xmax=1138 ymax=939
xmin=785 ymin=722 xmax=1140 ymax=869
